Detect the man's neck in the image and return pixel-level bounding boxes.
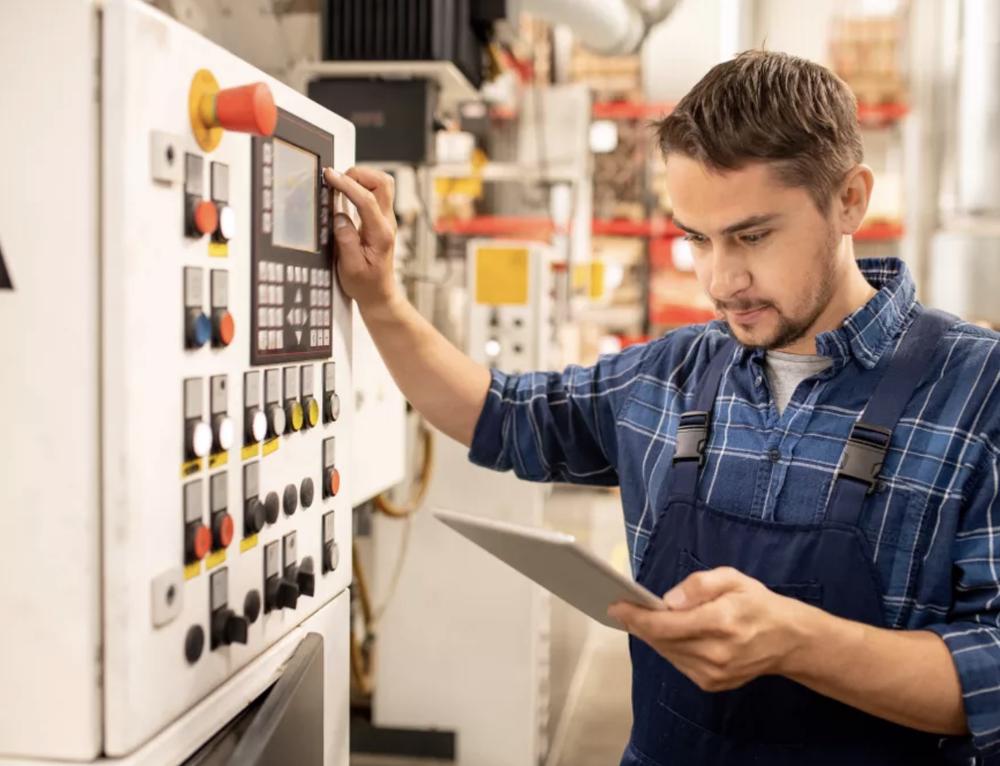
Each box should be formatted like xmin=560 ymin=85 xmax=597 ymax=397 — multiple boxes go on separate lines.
xmin=776 ymin=237 xmax=878 ymax=355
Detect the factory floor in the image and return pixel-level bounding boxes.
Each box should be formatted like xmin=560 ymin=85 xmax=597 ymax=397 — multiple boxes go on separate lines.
xmin=352 ymin=486 xmax=633 ymax=766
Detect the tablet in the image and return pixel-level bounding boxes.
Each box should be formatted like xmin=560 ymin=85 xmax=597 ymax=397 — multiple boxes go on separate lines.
xmin=434 ymin=508 xmax=667 ymax=630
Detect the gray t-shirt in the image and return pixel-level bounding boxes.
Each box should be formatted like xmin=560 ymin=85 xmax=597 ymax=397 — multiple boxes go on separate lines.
xmin=763 ymin=350 xmax=833 ymax=415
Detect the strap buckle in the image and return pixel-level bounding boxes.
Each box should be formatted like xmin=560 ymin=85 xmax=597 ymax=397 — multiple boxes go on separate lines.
xmin=673 ymin=411 xmax=710 ymax=467
xmin=837 ymin=422 xmax=892 ymax=494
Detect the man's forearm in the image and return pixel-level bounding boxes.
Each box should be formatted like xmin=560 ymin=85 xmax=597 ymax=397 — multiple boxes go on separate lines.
xmin=782 ymin=603 xmax=967 ymax=735
xmin=359 ymin=293 xmax=491 ymax=447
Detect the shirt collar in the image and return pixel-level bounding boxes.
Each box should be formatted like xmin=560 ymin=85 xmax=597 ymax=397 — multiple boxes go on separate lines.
xmin=736 ymin=258 xmax=917 ymax=370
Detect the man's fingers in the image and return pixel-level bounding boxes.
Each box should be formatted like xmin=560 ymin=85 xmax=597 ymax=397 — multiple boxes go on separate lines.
xmin=665 ymin=567 xmax=746 ymax=610
xmin=345 ymin=166 xmax=395 ymax=217
xmin=322 ymin=167 xmax=392 ymax=240
xmin=609 ymin=600 xmax=732 ymax=642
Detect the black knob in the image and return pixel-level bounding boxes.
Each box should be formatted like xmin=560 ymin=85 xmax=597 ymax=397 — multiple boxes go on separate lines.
xmin=244 ymin=590 xmax=262 ymax=624
xmin=212 ymin=608 xmax=249 ymax=648
xmin=283 ymin=483 xmax=298 ymax=516
xmin=324 ymin=391 xmax=341 ymax=423
xmin=264 ymin=491 xmax=280 ymax=525
xmin=265 ymin=576 xmax=299 ymax=611
xmin=300 ymin=477 xmax=315 ymax=509
xmin=244 ymin=498 xmax=266 ymax=535
xmin=185 ymin=624 xmax=205 ymax=665
xmin=298 ymin=558 xmax=315 ymax=597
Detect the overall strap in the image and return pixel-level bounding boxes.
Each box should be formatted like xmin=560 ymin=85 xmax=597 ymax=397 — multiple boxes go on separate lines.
xmin=668 ymin=338 xmax=737 ymax=501
xmin=826 ymin=308 xmax=958 ymax=526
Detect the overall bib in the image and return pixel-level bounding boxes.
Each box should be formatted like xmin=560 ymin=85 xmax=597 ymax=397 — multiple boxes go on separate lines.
xmin=622 ymin=308 xmax=963 ymax=766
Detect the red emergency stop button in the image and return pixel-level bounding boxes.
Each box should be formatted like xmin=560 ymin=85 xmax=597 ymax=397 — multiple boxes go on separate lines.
xmin=194 ymin=200 xmax=218 ymax=236
xmin=324 ymin=467 xmax=341 ymax=498
xmin=214 ymin=83 xmax=277 ymax=136
xmin=186 ymin=522 xmax=212 ymax=563
xmin=213 ymin=310 xmax=235 ymax=347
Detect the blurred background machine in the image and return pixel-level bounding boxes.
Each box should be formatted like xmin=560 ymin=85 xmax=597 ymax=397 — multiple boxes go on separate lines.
xmin=0 ymin=0 xmax=358 ymax=762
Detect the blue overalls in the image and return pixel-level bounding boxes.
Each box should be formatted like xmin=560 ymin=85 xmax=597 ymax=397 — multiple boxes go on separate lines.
xmin=621 ymin=308 xmax=967 ymax=766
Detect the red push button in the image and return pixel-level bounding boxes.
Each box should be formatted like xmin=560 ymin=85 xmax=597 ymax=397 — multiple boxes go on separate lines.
xmin=213 ymin=84 xmax=277 ymax=136
xmin=324 ymin=467 xmax=341 ymax=498
xmin=194 ymin=200 xmax=218 ymax=236
xmin=186 ymin=522 xmax=212 ymax=563
xmin=213 ymin=513 xmax=235 ymax=550
xmin=214 ymin=310 xmax=235 ymax=347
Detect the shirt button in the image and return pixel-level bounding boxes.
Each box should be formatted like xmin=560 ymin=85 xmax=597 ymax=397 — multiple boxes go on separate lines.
xmin=768 ymin=449 xmax=781 ymax=463
xmin=755 ymin=375 xmax=764 ymax=387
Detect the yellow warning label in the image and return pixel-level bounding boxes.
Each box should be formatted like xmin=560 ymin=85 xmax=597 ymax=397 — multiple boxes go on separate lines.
xmin=181 ymin=458 xmax=204 ymax=478
xmin=572 ymin=262 xmax=590 ymax=291
xmin=209 ymin=451 xmax=229 ymax=469
xmin=262 ymin=438 xmax=280 ymax=457
xmin=205 ymin=549 xmax=227 ymax=570
xmin=241 ymin=444 xmax=260 ymax=461
xmin=184 ymin=561 xmax=202 ymax=580
xmin=208 ymin=242 xmax=228 ymax=258
xmin=475 ymin=246 xmax=529 ymax=305
xmin=240 ymin=535 xmax=259 ymax=553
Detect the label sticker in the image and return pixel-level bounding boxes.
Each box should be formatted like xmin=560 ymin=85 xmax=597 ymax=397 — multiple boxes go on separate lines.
xmin=208 ymin=452 xmax=229 ymax=469
xmin=240 ymin=534 xmax=259 ymax=553
xmin=205 ymin=549 xmax=227 ymax=570
xmin=241 ymin=444 xmax=260 ymax=461
xmin=208 ymin=242 xmax=228 ymax=258
xmin=262 ymin=438 xmax=280 ymax=457
xmin=181 ymin=458 xmax=204 ymax=478
xmin=184 ymin=562 xmax=202 ymax=580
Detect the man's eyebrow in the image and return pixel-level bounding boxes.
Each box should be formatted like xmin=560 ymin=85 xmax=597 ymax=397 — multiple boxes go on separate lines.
xmin=672 ymin=214 xmax=781 ymax=237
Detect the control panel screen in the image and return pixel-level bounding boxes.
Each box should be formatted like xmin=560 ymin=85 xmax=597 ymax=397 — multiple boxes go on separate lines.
xmin=272 ymin=139 xmax=317 ymax=253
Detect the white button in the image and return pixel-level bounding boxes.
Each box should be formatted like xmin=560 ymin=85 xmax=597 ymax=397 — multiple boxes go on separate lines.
xmin=262 ymin=142 xmax=273 ymax=164
xmin=269 ymin=329 xmax=280 ymax=348
xmin=215 ymin=416 xmax=235 ymax=451
xmin=251 ymin=409 xmax=268 ymax=443
xmin=258 ymin=307 xmax=268 ymax=327
xmin=190 ymin=421 xmax=213 ymax=458
xmin=310 ymin=329 xmax=317 ymax=346
xmin=270 ymin=308 xmax=281 ymax=327
xmin=259 ymin=330 xmax=269 ymax=350
xmin=322 ymin=271 xmax=330 ymax=287
xmin=262 ymin=211 xmax=272 ymax=233
xmin=263 ymin=166 xmax=273 ymax=187
xmin=262 ymin=188 xmax=272 ymax=210
xmin=258 ymin=285 xmax=268 ymax=305
xmin=324 ymin=310 xmax=331 ymax=326
xmin=218 ymin=206 xmax=236 ymax=241
xmin=324 ymin=291 xmax=330 ymax=307
xmin=277 ymin=285 xmax=284 ymax=304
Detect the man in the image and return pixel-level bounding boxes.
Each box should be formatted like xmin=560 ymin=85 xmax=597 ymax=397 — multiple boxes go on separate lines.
xmin=324 ymin=50 xmax=1000 ymax=765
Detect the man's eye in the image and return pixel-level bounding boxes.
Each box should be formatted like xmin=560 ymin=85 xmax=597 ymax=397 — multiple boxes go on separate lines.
xmin=741 ymin=231 xmax=770 ymax=245
xmin=683 ymin=234 xmax=708 ymax=246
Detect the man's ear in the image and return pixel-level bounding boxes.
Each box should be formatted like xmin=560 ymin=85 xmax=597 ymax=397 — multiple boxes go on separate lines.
xmin=837 ymin=164 xmax=874 ymax=235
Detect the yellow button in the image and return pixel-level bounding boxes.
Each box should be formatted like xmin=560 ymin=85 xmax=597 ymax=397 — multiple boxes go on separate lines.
xmin=306 ymin=398 xmax=320 ymax=428
xmin=289 ymin=401 xmax=304 ymax=432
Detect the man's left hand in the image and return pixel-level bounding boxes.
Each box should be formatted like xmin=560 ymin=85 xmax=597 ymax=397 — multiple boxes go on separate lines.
xmin=608 ymin=567 xmax=810 ymax=692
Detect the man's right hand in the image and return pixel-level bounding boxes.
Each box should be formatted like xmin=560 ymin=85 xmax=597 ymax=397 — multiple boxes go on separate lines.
xmin=322 ymin=166 xmax=399 ymax=311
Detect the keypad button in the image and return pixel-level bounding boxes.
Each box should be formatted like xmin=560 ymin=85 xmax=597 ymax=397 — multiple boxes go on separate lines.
xmin=262 ymin=188 xmax=272 ymax=210
xmin=262 ymin=211 xmax=272 ymax=234
xmin=258 ymin=330 xmax=269 ymax=351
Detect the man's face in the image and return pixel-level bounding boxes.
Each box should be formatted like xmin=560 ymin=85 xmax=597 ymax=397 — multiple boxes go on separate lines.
xmin=665 ymin=155 xmax=840 ymax=350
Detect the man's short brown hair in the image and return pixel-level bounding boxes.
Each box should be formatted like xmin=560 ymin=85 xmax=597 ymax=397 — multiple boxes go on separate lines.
xmin=655 ymin=50 xmax=863 ymax=211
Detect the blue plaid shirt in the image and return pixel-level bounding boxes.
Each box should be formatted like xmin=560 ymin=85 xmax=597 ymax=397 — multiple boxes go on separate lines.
xmin=470 ymin=258 xmax=1000 ymax=757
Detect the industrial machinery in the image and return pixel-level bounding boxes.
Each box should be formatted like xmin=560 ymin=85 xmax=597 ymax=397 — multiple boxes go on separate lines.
xmin=0 ymin=1 xmax=357 ymax=762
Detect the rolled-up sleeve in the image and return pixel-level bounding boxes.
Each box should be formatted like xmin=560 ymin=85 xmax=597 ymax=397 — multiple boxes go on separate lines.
xmin=468 ymin=342 xmax=650 ymax=485
xmin=926 ymin=450 xmax=1000 ymax=759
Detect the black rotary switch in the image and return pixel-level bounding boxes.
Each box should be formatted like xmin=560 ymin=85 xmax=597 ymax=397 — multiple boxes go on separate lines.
xmin=283 ymin=483 xmax=298 ymax=516
xmin=297 ymin=557 xmax=316 ymax=597
xmin=244 ymin=590 xmax=262 ymax=624
xmin=264 ymin=491 xmax=280 ymax=525
xmin=211 ymin=608 xmax=249 ymax=649
xmin=300 ymin=477 xmax=315 ymax=509
xmin=265 ymin=576 xmax=299 ymax=612
xmin=244 ymin=498 xmax=266 ymax=536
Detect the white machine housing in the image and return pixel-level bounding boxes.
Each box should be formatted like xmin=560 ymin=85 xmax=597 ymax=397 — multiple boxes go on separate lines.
xmin=466 ymin=239 xmax=556 ymax=373
xmin=1 ymin=0 xmax=356 ymax=761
